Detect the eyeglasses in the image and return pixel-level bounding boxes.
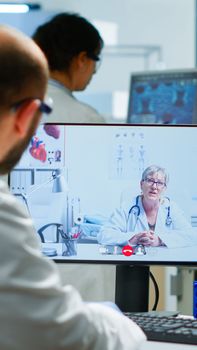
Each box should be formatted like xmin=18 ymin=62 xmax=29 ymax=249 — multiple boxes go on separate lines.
xmin=87 ymin=53 xmax=102 ymax=72
xmin=10 ymin=96 xmax=53 ymax=115
xmin=143 ymin=178 xmax=166 ymax=189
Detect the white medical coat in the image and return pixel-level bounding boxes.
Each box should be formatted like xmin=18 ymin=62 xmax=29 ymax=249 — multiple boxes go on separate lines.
xmin=98 ymin=196 xmax=195 ymax=248
xmin=43 ymin=79 xmax=105 ymax=124
xmin=0 ymin=180 xmax=146 ymax=349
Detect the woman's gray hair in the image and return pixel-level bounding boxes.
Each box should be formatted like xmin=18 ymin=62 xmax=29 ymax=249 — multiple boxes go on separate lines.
xmin=141 ymin=165 xmax=169 ymax=185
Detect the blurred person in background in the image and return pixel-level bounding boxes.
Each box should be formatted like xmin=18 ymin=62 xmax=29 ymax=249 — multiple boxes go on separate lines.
xmin=33 ymin=12 xmax=105 ymax=123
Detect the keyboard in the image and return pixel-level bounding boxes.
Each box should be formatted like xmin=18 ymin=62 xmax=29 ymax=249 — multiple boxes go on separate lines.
xmin=124 ymin=312 xmax=197 ymax=345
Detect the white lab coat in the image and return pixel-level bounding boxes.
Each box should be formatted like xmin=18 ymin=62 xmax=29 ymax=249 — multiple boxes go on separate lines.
xmin=43 ymin=79 xmax=105 ymax=124
xmin=0 ymin=180 xmax=146 ymax=349
xmin=98 ymin=195 xmax=195 ymax=248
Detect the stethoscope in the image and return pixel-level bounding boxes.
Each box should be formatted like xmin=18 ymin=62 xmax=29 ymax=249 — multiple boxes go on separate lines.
xmin=128 ymin=195 xmax=172 ymax=227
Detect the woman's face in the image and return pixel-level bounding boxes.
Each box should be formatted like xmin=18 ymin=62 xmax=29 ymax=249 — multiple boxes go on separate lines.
xmin=140 ymin=171 xmax=166 ymax=201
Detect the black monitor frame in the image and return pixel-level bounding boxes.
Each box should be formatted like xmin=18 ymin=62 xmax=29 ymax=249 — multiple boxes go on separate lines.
xmin=9 ymin=123 xmax=197 ymax=312
xmin=46 ymin=123 xmax=197 ymax=312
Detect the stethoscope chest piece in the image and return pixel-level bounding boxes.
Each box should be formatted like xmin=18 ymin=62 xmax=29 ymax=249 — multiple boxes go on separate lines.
xmin=165 ymin=214 xmax=172 ymax=227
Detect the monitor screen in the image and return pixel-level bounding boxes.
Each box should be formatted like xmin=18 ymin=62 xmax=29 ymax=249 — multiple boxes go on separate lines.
xmin=127 ymin=69 xmax=197 ymax=124
xmin=9 ymin=123 xmax=197 ymax=266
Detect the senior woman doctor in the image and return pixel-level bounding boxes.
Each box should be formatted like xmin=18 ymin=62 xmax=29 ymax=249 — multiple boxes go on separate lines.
xmin=98 ymin=165 xmax=193 ymax=248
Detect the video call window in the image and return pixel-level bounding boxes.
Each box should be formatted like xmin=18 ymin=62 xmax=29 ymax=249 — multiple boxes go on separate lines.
xmin=9 ymin=124 xmax=197 ymax=265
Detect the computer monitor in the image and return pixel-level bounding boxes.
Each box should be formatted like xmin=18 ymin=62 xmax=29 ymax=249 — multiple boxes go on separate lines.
xmin=9 ymin=123 xmax=197 ymax=311
xmin=127 ymin=69 xmax=197 ymax=124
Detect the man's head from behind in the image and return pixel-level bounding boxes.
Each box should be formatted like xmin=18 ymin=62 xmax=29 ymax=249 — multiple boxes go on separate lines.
xmin=33 ymin=13 xmax=104 ymax=91
xmin=0 ymin=25 xmax=49 ymax=175
xmin=33 ymin=13 xmax=104 ymax=72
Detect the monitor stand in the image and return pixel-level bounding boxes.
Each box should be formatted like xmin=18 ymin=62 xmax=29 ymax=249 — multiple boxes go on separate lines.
xmin=115 ymin=265 xmax=150 ymax=312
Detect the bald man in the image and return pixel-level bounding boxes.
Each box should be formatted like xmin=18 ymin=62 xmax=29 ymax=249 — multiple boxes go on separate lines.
xmin=0 ymin=26 xmax=145 ymax=350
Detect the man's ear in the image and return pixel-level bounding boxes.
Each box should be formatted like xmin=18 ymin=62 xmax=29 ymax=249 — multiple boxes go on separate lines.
xmin=77 ymin=51 xmax=89 ymax=71
xmin=14 ymin=99 xmax=41 ymax=137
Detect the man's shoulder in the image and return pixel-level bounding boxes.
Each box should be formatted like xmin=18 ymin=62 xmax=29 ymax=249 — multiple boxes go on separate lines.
xmin=0 ymin=179 xmax=14 ymax=206
xmin=73 ymin=98 xmax=105 ymax=123
xmin=0 ymin=183 xmax=24 ymax=224
xmin=47 ymin=82 xmax=105 ymax=123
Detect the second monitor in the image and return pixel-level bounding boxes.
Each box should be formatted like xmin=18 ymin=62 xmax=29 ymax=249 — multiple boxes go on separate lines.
xmin=127 ymin=69 xmax=197 ymax=124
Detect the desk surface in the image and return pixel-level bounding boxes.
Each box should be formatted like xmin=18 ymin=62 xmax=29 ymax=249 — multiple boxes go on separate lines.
xmin=140 ymin=341 xmax=195 ymax=349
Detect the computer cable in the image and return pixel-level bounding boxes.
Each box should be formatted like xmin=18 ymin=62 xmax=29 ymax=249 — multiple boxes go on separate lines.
xmin=150 ymin=271 xmax=159 ymax=311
